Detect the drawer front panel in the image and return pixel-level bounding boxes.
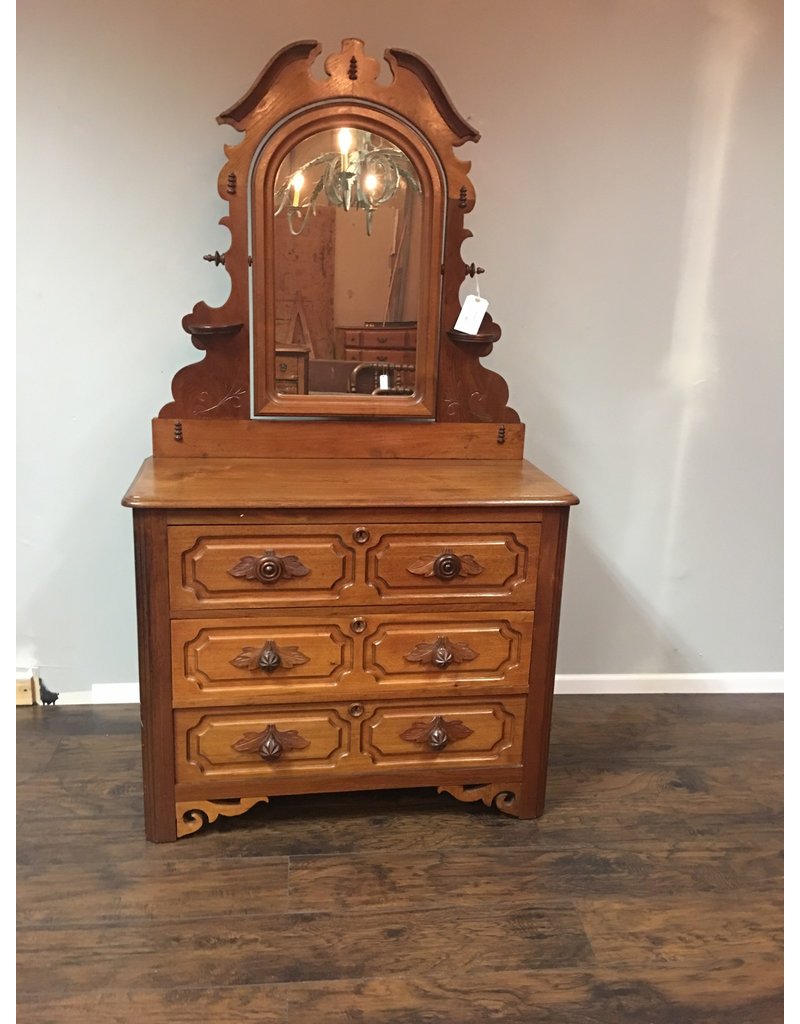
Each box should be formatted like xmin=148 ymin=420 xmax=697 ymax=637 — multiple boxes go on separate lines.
xmin=339 ymin=328 xmax=416 ymax=352
xmin=275 ymin=353 xmax=303 ymax=381
xmin=169 ymin=526 xmax=357 ymax=610
xmin=360 ymin=697 xmax=525 ymax=767
xmin=363 ymin=613 xmax=532 ymax=691
xmin=344 ymin=348 xmax=413 ymax=363
xmin=172 ymin=611 xmax=532 ymax=705
xmin=172 ymin=619 xmax=356 ymax=706
xmin=175 ymin=706 xmax=351 ymax=782
xmin=365 ymin=524 xmax=539 ymax=604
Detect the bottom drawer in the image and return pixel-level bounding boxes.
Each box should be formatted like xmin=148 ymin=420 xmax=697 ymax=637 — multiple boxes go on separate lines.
xmin=175 ymin=705 xmax=351 ymax=782
xmin=174 ymin=696 xmax=526 ymax=784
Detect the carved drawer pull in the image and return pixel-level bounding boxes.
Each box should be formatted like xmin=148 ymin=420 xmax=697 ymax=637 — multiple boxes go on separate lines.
xmin=404 ymin=635 xmax=478 ymax=669
xmin=400 ymin=715 xmax=474 ymax=751
xmin=407 ymin=547 xmax=484 ymax=581
xmin=230 ymin=640 xmax=310 ymax=674
xmin=228 ymin=550 xmax=311 ymax=585
xmin=232 ymin=723 xmax=310 ymax=762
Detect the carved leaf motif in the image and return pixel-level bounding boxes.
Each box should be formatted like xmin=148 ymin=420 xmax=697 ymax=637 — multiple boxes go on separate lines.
xmin=406 ymin=551 xmax=484 ymax=579
xmin=440 ymin=719 xmax=474 ymax=741
xmin=231 ymin=647 xmax=262 ymax=670
xmin=398 ymin=720 xmax=436 ymax=743
xmin=229 ymin=555 xmax=263 ymax=580
xmin=405 ymin=639 xmax=439 ymax=663
xmin=447 ymin=641 xmax=479 ymax=663
xmin=276 ymin=645 xmax=311 ymax=667
xmin=404 ymin=636 xmax=478 ymax=666
xmin=232 ymin=724 xmax=310 ymax=758
xmin=228 ymin=551 xmax=311 ymax=582
xmin=399 ymin=715 xmax=475 ymax=749
xmin=230 ymin=642 xmax=310 ymax=673
xmin=280 ymin=554 xmax=311 ymax=578
xmin=459 ymin=554 xmax=484 ymax=576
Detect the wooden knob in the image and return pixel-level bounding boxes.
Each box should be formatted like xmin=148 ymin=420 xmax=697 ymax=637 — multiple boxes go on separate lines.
xmin=254 ymin=554 xmax=284 ymax=583
xmin=433 ymin=552 xmax=462 ymax=580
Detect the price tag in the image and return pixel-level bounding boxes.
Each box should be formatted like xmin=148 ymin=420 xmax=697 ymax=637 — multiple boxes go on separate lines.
xmin=453 ymin=294 xmax=489 ymax=335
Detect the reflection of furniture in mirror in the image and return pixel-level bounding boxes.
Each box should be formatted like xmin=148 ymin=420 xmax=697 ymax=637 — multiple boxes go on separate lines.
xmin=274 ymin=346 xmax=309 ymax=395
xmin=337 ymin=324 xmax=417 ymax=361
xmin=123 ymin=39 xmax=578 ymax=842
xmin=348 ymin=361 xmax=415 ymax=395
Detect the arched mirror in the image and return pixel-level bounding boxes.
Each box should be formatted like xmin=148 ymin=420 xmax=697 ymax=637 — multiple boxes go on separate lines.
xmin=251 ymin=106 xmax=444 ymax=418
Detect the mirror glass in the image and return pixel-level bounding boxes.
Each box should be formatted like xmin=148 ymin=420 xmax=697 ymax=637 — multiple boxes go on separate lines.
xmin=271 ymin=127 xmax=423 ymax=398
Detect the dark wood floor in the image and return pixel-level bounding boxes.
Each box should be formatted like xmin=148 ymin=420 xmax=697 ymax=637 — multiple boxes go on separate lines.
xmin=17 ymin=694 xmax=782 ymax=1023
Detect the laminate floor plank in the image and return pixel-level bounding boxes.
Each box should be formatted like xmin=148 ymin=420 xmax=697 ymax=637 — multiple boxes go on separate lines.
xmin=17 ymin=855 xmax=289 ymax=927
xmin=16 ymin=695 xmax=783 ymax=1024
xmin=280 ymin=961 xmax=782 ymax=1024
xmin=287 ymin=844 xmax=781 ymax=913
xmin=16 ymin=901 xmax=594 ymax=995
xmin=16 ymin=986 xmax=289 ymax=1024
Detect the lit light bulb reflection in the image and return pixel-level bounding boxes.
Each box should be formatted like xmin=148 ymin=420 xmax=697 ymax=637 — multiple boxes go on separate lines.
xmin=337 ymin=127 xmax=353 ymax=171
xmin=290 ymin=171 xmax=304 ymax=207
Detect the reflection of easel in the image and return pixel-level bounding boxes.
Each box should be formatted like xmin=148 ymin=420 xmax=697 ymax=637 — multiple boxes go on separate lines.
xmin=283 ymin=298 xmax=314 ymax=352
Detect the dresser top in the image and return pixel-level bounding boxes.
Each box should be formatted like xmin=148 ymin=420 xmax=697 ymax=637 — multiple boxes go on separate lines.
xmin=122 ymin=457 xmax=578 ymax=509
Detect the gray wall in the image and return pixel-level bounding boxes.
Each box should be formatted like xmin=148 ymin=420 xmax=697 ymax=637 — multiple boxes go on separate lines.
xmin=17 ymin=0 xmax=783 ymax=692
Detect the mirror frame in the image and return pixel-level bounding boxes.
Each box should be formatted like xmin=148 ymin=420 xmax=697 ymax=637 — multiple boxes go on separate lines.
xmin=251 ymin=104 xmax=443 ymax=418
xmin=160 ymin=39 xmax=518 ymax=426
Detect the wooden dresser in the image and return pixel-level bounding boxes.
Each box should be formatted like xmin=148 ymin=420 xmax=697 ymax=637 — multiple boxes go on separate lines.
xmin=336 ymin=325 xmax=417 ymax=363
xmin=124 ymin=40 xmax=577 ymax=841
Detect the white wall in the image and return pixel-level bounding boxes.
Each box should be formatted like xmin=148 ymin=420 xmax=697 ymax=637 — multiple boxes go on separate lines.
xmin=16 ymin=0 xmax=783 ymax=693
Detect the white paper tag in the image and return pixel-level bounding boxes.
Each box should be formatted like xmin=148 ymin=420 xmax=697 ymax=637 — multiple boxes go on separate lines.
xmin=454 ymin=294 xmax=489 ymax=335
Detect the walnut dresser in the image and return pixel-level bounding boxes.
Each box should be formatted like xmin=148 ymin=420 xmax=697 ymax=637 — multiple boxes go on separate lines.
xmin=123 ymin=40 xmax=578 ymax=842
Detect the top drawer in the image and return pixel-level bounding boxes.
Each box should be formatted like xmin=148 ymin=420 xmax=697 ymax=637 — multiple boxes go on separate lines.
xmin=169 ymin=526 xmax=356 ymax=611
xmin=168 ymin=521 xmax=540 ymax=611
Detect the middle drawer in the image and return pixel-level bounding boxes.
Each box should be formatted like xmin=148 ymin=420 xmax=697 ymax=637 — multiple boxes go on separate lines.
xmin=171 ymin=611 xmax=533 ymax=706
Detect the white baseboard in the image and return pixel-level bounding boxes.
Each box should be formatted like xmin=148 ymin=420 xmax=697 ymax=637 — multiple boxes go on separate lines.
xmin=39 ymin=673 xmax=783 ymax=704
xmin=54 ymin=683 xmax=141 ymax=705
xmin=554 ymin=672 xmax=784 ymax=694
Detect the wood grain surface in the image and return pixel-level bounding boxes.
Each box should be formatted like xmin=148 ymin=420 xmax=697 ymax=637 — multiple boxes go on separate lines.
xmin=122 ymin=457 xmax=579 ymax=509
xmin=17 ymin=694 xmax=783 ymax=1023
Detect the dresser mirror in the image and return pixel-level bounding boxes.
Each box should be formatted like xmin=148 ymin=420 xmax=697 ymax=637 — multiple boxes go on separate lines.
xmin=251 ymin=102 xmax=444 ymax=418
xmin=263 ymin=122 xmax=427 ymax=402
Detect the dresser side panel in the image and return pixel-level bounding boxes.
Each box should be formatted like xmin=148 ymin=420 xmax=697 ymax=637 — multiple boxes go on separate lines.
xmin=133 ymin=509 xmax=178 ymax=841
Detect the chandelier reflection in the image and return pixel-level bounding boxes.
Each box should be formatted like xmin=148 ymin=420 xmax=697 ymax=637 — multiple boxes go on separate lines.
xmin=274 ymin=128 xmax=421 ymax=237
